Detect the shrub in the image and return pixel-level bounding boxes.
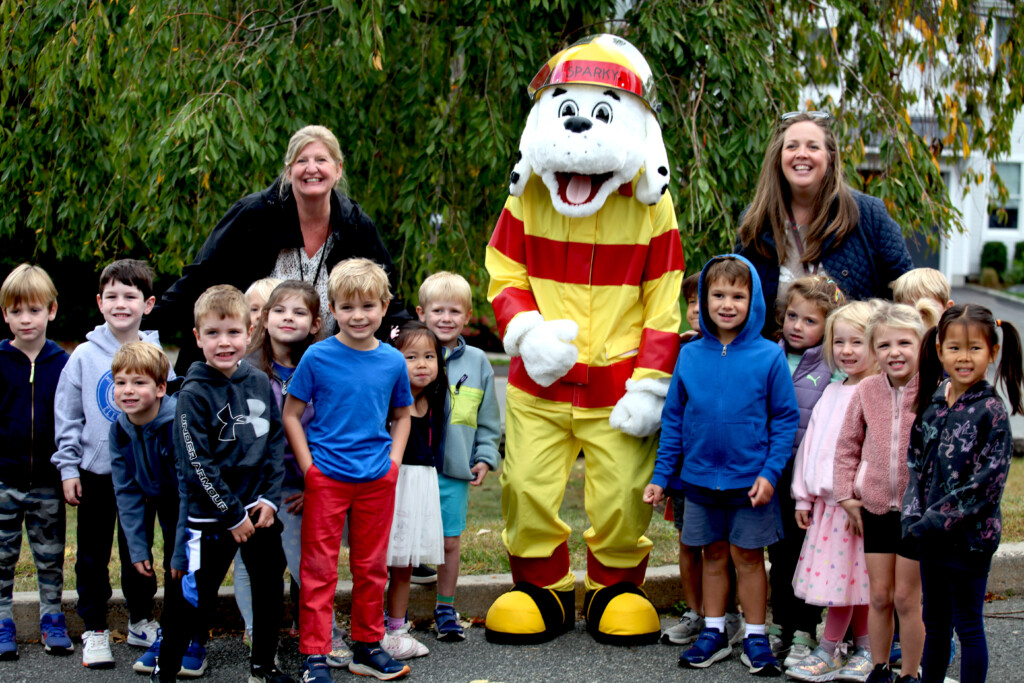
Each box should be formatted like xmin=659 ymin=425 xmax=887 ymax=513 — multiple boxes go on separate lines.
xmin=980 ymin=267 xmax=1001 ymax=289
xmin=1015 ymin=242 xmax=1024 ymax=264
xmin=981 ymin=242 xmax=1008 ymax=275
xmin=1007 ymin=260 xmax=1024 ymax=287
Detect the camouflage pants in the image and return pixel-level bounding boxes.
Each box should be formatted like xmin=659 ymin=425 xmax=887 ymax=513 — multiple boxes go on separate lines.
xmin=0 ymin=485 xmax=65 ymax=620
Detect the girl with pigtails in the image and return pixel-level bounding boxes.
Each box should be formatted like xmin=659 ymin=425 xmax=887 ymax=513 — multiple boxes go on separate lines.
xmin=903 ymin=304 xmax=1023 ymax=683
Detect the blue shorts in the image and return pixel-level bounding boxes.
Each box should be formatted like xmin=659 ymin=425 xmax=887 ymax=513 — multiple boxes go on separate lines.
xmin=670 ymin=494 xmax=685 ymax=532
xmin=681 ymin=486 xmax=783 ymax=550
xmin=437 ymin=472 xmax=470 ymax=537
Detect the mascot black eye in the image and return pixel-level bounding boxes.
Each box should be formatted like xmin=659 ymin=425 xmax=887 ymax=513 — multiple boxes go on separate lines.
xmin=592 ymin=102 xmax=613 ymax=124
xmin=558 ymin=100 xmax=579 ymax=118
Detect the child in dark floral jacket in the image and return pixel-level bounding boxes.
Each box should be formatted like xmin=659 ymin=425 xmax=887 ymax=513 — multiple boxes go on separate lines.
xmin=903 ymin=303 xmax=1023 ymax=683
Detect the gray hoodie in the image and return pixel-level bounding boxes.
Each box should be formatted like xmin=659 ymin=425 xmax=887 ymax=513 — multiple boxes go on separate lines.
xmin=51 ymin=323 xmax=173 ymax=480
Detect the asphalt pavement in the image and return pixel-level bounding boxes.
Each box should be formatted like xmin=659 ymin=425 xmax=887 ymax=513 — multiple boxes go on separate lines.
xmin=6 ymin=598 xmax=1024 ymax=682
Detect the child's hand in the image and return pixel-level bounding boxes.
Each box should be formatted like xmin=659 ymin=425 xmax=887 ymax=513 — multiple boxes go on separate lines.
xmin=252 ymin=501 xmax=276 ymax=528
xmin=642 ymin=484 xmax=664 ymax=505
xmin=679 ymin=330 xmax=699 ymax=342
xmin=840 ymin=499 xmax=864 ymax=536
xmin=231 ymin=516 xmax=256 ymax=544
xmin=133 ymin=560 xmax=154 ymax=578
xmin=170 ymin=569 xmax=185 ymax=581
xmin=795 ymin=509 xmax=810 ymax=530
xmin=62 ymin=477 xmax=82 ymax=506
xmin=748 ymin=477 xmax=774 ymax=507
xmin=470 ymin=463 xmax=489 ymax=486
xmin=284 ymin=491 xmax=304 ymax=515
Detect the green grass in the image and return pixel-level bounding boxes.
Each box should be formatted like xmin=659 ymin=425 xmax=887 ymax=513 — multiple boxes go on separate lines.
xmin=22 ymin=456 xmax=1020 ymax=592
xmin=13 ymin=456 xmax=681 ymax=591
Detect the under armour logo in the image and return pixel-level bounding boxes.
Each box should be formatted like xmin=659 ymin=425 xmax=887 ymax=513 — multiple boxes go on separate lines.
xmin=217 ymin=400 xmax=270 ymax=441
xmin=807 ymin=374 xmax=821 ymax=387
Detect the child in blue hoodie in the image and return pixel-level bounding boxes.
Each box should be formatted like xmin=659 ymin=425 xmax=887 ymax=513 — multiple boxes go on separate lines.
xmin=109 ymin=342 xmax=205 ymax=677
xmin=0 ymin=264 xmax=72 ymax=660
xmin=644 ymin=255 xmax=799 ymax=677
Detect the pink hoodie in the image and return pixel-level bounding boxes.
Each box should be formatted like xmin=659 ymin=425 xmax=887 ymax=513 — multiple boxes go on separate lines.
xmin=833 ymin=373 xmax=919 ymax=515
xmin=791 ymin=382 xmax=858 ymax=510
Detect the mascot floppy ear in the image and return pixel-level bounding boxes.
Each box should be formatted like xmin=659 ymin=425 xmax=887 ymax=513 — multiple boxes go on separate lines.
xmin=634 ymin=107 xmax=670 ymax=206
xmin=509 ymin=106 xmax=538 ymax=197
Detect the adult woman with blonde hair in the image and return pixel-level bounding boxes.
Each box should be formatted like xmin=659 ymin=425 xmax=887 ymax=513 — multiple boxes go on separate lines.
xmin=149 ymin=125 xmax=408 ymax=374
xmin=737 ymin=112 xmax=913 ymax=340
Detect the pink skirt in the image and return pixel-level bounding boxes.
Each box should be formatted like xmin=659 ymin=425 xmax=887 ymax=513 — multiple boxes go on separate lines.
xmin=792 ymin=498 xmax=870 ymax=607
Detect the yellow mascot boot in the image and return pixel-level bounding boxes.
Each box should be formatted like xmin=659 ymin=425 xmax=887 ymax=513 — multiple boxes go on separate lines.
xmin=583 ymin=553 xmax=661 ymax=645
xmin=485 ymin=545 xmax=575 ymax=644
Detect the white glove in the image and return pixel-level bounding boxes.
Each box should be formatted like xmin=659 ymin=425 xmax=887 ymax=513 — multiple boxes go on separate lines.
xmin=609 ymin=378 xmax=670 ymax=437
xmin=503 ymin=311 xmax=579 ymax=388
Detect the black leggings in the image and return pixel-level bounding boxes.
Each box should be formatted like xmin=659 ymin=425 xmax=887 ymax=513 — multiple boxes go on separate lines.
xmin=919 ymin=558 xmax=989 ymax=683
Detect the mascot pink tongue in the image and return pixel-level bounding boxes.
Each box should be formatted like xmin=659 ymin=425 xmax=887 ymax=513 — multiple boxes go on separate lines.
xmin=484 ymin=34 xmax=684 ymax=646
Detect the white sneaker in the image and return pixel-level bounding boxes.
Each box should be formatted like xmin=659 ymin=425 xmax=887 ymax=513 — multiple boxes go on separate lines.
xmin=661 ymin=610 xmax=704 ymax=645
xmin=784 ymin=630 xmax=818 ymax=668
xmin=81 ymin=629 xmax=115 ymax=668
xmin=381 ymin=631 xmax=429 ymax=660
xmin=127 ymin=618 xmax=160 ymax=648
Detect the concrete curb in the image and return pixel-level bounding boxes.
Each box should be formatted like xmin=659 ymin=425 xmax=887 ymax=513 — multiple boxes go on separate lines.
xmin=962 ymin=283 xmax=1024 ymax=308
xmin=13 ymin=543 xmax=1024 ymax=639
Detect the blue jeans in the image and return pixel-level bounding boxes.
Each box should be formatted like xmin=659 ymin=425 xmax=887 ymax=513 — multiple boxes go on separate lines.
xmin=919 ymin=556 xmax=989 ymax=683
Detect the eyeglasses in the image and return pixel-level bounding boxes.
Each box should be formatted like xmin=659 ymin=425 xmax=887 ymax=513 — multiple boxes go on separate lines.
xmin=781 ymin=110 xmax=831 ymax=121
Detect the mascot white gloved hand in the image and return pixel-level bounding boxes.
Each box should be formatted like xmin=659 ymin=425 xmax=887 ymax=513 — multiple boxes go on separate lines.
xmin=485 ymin=34 xmax=684 ymax=648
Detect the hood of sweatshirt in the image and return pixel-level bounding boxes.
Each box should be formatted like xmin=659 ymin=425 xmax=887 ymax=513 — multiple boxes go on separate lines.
xmin=180 ymin=358 xmax=254 ymax=391
xmin=85 ymin=323 xmax=163 ymax=354
xmin=697 ymin=254 xmax=766 ymax=347
xmin=0 ymin=338 xmax=67 ymax=365
xmin=115 ymin=387 xmax=178 ymax=439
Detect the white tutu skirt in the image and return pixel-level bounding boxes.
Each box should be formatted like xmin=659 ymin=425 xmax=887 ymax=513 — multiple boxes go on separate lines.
xmin=386 ymin=465 xmax=444 ymax=567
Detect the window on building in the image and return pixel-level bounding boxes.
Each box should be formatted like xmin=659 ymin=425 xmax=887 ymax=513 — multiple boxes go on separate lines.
xmin=989 ymin=162 xmax=1021 ymax=230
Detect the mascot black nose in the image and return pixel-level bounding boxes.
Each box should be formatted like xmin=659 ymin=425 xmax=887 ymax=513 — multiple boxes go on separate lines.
xmin=563 ymin=116 xmax=593 ymax=133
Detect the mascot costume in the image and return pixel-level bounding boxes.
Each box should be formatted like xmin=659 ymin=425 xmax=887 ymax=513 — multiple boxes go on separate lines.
xmin=484 ymin=34 xmax=684 ymax=645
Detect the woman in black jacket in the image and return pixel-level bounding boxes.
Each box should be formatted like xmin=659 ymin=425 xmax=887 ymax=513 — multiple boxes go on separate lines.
xmin=149 ymin=125 xmax=407 ymax=374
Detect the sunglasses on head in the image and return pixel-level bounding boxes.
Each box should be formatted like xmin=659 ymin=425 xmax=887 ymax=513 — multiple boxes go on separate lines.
xmin=781 ymin=110 xmax=831 ymax=121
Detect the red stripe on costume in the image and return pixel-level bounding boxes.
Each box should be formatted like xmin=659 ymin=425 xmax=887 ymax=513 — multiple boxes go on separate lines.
xmin=489 ymin=209 xmax=526 ymax=263
xmin=644 ymin=230 xmax=685 ymax=282
xmin=635 ymin=329 xmax=681 ymax=374
xmin=524 ymin=236 xmax=649 ymax=287
xmin=509 ymin=357 xmax=635 ymax=409
xmin=491 ymin=288 xmax=538 ymax=336
xmin=586 ymin=548 xmax=649 ymax=587
xmin=509 ymin=542 xmax=571 ymax=587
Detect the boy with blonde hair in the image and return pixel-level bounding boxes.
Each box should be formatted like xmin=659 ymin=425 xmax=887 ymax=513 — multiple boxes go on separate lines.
xmin=0 ymin=264 xmax=72 ymax=660
xmin=51 ymin=258 xmax=171 ymax=668
xmin=416 ymin=271 xmax=501 ymax=641
xmin=284 ymin=258 xmax=415 ymax=681
xmin=158 ymin=285 xmax=290 ymax=683
xmin=891 ymin=268 xmax=953 ymax=312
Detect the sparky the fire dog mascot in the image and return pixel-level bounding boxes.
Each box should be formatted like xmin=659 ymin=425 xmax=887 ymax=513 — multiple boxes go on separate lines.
xmin=484 ymin=35 xmax=684 ymax=645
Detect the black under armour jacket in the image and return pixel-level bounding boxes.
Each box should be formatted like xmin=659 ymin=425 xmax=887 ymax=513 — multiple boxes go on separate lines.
xmin=173 ymin=360 xmax=284 ymax=530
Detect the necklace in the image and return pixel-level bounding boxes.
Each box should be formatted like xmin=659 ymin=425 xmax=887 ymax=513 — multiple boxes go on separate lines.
xmin=296 ymin=232 xmax=330 ymax=288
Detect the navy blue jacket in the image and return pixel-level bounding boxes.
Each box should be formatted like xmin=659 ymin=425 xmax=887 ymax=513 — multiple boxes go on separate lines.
xmin=651 ymin=255 xmax=800 ymax=492
xmin=110 ymin=393 xmax=188 ymax=570
xmin=737 ymin=191 xmax=913 ymax=338
xmin=0 ymin=339 xmax=69 ymax=489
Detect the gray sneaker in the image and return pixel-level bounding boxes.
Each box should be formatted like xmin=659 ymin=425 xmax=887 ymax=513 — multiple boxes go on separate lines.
xmin=836 ymin=646 xmax=873 ymax=682
xmin=784 ymin=630 xmax=818 ymax=668
xmin=725 ymin=611 xmax=744 ymax=645
xmin=661 ymin=610 xmax=704 ymax=645
xmin=785 ymin=645 xmax=843 ymax=681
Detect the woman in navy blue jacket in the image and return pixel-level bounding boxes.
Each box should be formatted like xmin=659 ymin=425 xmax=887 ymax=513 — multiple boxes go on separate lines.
xmin=736 ymin=112 xmax=913 ymax=340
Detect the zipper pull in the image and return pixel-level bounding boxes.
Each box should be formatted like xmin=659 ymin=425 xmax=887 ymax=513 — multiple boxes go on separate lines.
xmin=721 ymin=345 xmax=727 ymax=357
xmin=455 ymin=374 xmax=468 ymax=394
xmin=29 ymin=360 xmax=35 ymax=384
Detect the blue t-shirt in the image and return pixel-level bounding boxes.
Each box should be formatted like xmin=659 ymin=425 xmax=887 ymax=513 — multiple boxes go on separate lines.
xmin=287 ymin=337 xmax=413 ymax=483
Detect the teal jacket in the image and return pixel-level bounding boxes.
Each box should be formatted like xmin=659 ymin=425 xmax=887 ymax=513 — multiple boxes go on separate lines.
xmin=441 ymin=338 xmax=501 ymax=480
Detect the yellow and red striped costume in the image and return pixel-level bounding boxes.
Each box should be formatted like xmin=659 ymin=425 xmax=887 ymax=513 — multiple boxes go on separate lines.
xmin=486 ymin=172 xmax=684 ymax=591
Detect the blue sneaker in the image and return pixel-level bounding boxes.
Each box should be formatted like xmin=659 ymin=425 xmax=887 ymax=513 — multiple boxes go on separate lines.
xmin=180 ymin=640 xmax=207 ymax=678
xmin=40 ymin=613 xmax=73 ymax=655
xmin=889 ymin=635 xmax=902 ymax=667
xmin=434 ymin=604 xmax=465 ymax=642
xmin=950 ymin=635 xmax=957 ymax=665
xmin=679 ymin=627 xmax=731 ymax=668
xmin=741 ymin=633 xmax=781 ymax=676
xmin=0 ymin=618 xmax=17 ymax=661
xmin=133 ymin=630 xmax=161 ymax=673
xmin=301 ymin=655 xmax=333 ymax=682
xmin=349 ymin=641 xmax=410 ymax=680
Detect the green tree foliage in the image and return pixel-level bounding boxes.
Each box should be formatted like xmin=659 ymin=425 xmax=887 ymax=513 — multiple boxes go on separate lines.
xmin=2 ymin=1 xmax=1022 ymax=323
